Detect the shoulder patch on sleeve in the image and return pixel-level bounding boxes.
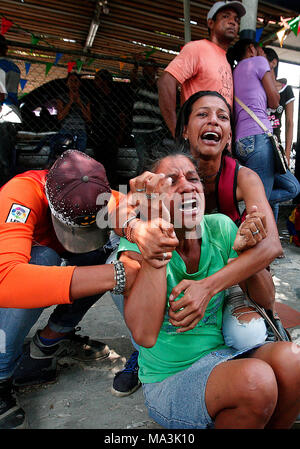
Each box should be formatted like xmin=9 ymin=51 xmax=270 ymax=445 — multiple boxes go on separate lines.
xmin=6 ymin=204 xmax=31 ymax=223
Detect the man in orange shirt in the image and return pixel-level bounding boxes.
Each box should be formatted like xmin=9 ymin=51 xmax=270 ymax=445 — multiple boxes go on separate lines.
xmin=158 ymin=1 xmax=246 ymax=137
xmin=0 ymin=150 xmax=133 ymax=429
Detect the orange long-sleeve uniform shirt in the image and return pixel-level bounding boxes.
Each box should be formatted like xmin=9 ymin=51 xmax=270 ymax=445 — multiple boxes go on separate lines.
xmin=0 ymin=170 xmax=119 ymax=308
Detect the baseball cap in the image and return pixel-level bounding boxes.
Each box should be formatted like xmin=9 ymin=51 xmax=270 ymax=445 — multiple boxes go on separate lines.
xmin=207 ymin=1 xmax=246 ymax=21
xmin=45 ymin=149 xmax=111 ymax=253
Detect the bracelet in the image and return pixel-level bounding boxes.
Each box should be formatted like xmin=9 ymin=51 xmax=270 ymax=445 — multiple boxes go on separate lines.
xmin=126 ymin=218 xmax=138 ymax=243
xmin=121 ymin=215 xmax=138 ymax=237
xmin=111 ymin=260 xmax=126 ymax=295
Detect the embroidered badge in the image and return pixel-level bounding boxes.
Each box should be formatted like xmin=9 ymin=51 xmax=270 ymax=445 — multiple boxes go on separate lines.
xmin=6 ymin=204 xmax=31 ymax=223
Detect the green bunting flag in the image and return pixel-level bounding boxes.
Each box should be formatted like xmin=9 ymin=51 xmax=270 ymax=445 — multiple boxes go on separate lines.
xmin=45 ymin=62 xmax=53 ymax=77
xmin=288 ymin=16 xmax=300 ymax=37
xmin=145 ymin=48 xmax=156 ymax=59
xmin=30 ymin=34 xmax=40 ymax=46
xmin=76 ymin=59 xmax=83 ymax=73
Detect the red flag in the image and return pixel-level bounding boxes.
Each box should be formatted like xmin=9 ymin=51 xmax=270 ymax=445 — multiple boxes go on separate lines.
xmin=67 ymin=61 xmax=76 ymax=73
xmin=1 ymin=17 xmax=13 ymax=35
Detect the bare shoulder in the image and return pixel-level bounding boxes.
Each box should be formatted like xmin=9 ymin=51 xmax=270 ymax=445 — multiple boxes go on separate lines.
xmin=236 ymin=166 xmax=266 ymax=202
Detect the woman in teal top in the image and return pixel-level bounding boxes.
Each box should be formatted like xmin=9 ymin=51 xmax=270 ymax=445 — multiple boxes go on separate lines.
xmin=118 ymin=152 xmax=300 ymax=429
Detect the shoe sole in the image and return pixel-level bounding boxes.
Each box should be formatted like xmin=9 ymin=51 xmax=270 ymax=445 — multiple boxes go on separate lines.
xmin=111 ymin=380 xmax=141 ymax=397
xmin=58 ymin=348 xmax=111 ymax=363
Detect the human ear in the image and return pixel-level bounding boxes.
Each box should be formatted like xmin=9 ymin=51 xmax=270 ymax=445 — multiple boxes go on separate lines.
xmin=207 ymin=18 xmax=214 ymax=33
xmin=182 ymin=126 xmax=189 ymax=140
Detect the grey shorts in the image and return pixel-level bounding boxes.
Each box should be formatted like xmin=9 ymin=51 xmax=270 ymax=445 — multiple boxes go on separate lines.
xmin=143 ymin=345 xmax=263 ymax=429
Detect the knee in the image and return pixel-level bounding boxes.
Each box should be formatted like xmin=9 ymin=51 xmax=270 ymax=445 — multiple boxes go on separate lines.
xmin=269 ymin=342 xmax=300 ymax=390
xmin=238 ymin=359 xmax=278 ymax=422
xmin=222 ymin=304 xmax=267 ymax=350
xmin=29 ymin=246 xmax=61 ymax=267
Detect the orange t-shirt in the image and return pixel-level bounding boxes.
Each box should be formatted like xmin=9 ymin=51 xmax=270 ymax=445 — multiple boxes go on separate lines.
xmin=165 ymin=39 xmax=233 ymax=107
xmin=0 ymin=170 xmax=120 ymax=308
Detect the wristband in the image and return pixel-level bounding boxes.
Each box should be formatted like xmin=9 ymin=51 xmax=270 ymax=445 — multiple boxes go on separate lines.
xmin=111 ymin=260 xmax=126 ymax=295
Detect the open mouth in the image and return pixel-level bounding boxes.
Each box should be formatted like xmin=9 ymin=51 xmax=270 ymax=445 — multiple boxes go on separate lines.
xmin=201 ymin=131 xmax=221 ymax=143
xmin=178 ymin=198 xmax=199 ymax=214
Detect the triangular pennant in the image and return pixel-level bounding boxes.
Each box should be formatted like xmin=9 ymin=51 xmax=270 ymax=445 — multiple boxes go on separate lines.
xmin=31 ymin=34 xmax=40 ymax=46
xmin=87 ymin=58 xmax=95 ymax=67
xmin=255 ymin=27 xmax=263 ymax=42
xmin=45 ymin=62 xmax=53 ymax=77
xmin=76 ymin=59 xmax=83 ymax=73
xmin=277 ymin=28 xmax=286 ymax=47
xmin=25 ymin=62 xmax=31 ymax=75
xmin=288 ymin=16 xmax=300 ymax=37
xmin=1 ymin=17 xmax=13 ymax=35
xmin=145 ymin=48 xmax=156 ymax=59
xmin=54 ymin=52 xmax=63 ymax=65
xmin=67 ymin=61 xmax=76 ymax=73
xmin=19 ymin=79 xmax=27 ymax=91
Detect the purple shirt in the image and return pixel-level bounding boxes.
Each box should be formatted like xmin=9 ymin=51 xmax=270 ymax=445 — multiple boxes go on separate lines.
xmin=233 ymin=56 xmax=272 ymax=141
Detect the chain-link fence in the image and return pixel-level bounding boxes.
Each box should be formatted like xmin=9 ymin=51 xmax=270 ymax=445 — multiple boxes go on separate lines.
xmin=3 ymin=50 xmax=299 ymax=192
xmin=9 ymin=53 xmax=175 ymax=189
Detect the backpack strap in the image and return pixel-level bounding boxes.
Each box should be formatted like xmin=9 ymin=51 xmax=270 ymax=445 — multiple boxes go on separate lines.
xmin=216 ymin=155 xmax=245 ymax=226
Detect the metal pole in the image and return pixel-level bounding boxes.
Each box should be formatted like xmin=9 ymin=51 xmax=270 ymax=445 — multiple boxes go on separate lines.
xmin=239 ymin=0 xmax=258 ymax=40
xmin=183 ymin=0 xmax=191 ymax=43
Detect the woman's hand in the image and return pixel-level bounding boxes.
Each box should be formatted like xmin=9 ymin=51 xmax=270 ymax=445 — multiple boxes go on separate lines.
xmin=133 ymin=218 xmax=179 ymax=269
xmin=128 ymin=171 xmax=178 ymax=267
xmin=168 ymin=279 xmax=213 ymax=332
xmin=233 ymin=205 xmax=267 ymax=253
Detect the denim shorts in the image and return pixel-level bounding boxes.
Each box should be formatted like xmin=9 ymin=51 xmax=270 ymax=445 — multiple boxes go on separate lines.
xmin=142 ymin=345 xmax=263 ymax=429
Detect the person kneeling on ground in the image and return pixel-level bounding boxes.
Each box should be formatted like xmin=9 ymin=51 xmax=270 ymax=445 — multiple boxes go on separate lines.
xmin=0 ymin=149 xmax=135 ymax=429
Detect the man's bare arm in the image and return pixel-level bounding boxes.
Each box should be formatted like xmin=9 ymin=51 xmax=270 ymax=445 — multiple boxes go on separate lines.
xmin=158 ymin=71 xmax=179 ymax=138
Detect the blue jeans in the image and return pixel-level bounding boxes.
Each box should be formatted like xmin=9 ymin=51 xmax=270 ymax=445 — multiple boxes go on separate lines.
xmin=235 ymin=133 xmax=300 ymax=221
xmin=0 ymin=244 xmax=111 ymax=380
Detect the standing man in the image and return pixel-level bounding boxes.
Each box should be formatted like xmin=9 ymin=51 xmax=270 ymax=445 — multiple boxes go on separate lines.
xmin=158 ymin=1 xmax=246 ymax=137
xmin=0 ymin=35 xmax=21 ymax=186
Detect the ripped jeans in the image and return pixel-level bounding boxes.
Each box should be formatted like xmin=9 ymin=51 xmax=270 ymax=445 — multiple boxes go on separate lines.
xmin=222 ymin=285 xmax=267 ymax=350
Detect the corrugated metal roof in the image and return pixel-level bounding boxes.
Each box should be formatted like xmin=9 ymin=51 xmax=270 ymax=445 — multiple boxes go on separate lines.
xmin=1 ymin=0 xmax=299 ymax=79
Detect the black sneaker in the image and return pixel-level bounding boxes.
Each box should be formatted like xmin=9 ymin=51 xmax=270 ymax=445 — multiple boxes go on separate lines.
xmin=111 ymin=350 xmax=141 ymax=397
xmin=13 ymin=342 xmax=58 ymax=388
xmin=0 ymin=379 xmax=26 ymax=429
xmin=13 ymin=327 xmax=110 ymax=387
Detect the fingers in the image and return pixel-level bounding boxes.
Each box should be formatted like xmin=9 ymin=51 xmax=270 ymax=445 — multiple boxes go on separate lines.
xmin=130 ymin=171 xmax=172 ymax=195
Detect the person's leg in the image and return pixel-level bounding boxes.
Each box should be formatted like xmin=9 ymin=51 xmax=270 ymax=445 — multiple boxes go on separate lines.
xmin=0 ymin=246 xmax=59 ymax=381
xmin=46 ymin=247 xmax=109 ymax=333
xmin=249 ymin=341 xmax=300 ymax=428
xmin=205 ymin=356 xmax=278 ymax=428
xmin=235 ymin=133 xmax=275 ymax=200
xmin=105 ymin=249 xmax=141 ymax=396
xmin=269 ymin=170 xmax=300 ymax=221
xmin=143 ymin=350 xmax=277 ymax=429
xmin=0 ymin=246 xmax=59 ymax=429
xmin=13 ymin=247 xmax=111 ymax=388
xmin=222 ymin=285 xmax=267 ymax=350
